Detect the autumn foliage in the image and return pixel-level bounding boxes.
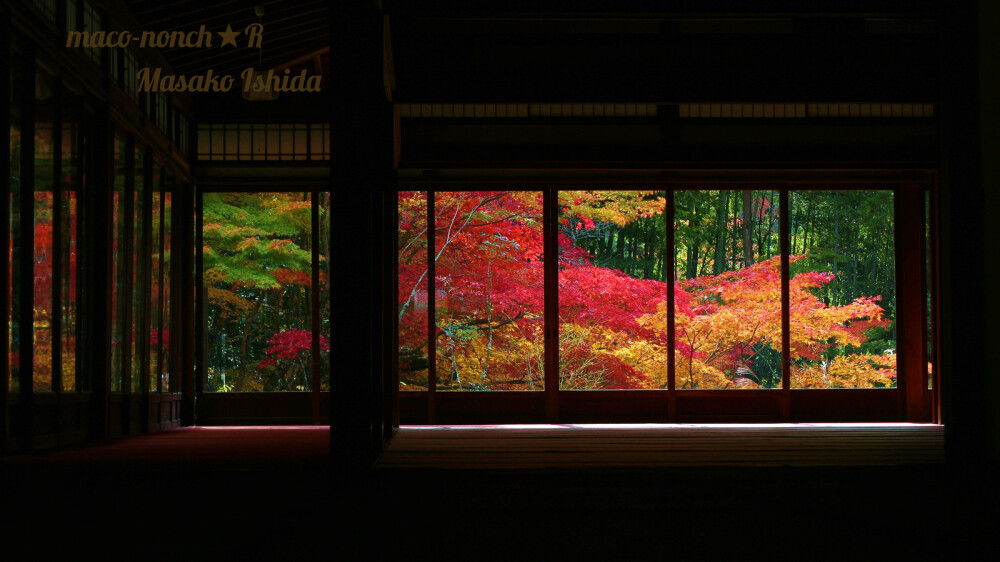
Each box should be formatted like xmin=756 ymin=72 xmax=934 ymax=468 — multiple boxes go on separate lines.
xmin=257 ymin=329 xmax=330 ymax=370
xmin=399 ymin=190 xmax=897 ymax=391
xmin=203 ymin=192 xmax=330 ymax=392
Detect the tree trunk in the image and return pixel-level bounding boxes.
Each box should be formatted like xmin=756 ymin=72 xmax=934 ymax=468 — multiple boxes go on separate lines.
xmin=791 ymin=195 xmax=799 ymax=254
xmin=627 ymin=228 xmax=639 ymax=277
xmin=833 ymin=194 xmax=840 ymax=282
xmin=741 ymin=190 xmax=754 ymax=266
xmin=714 ymin=191 xmax=729 ymax=274
xmin=600 ymin=228 xmax=613 ymax=261
xmin=686 ymin=245 xmax=699 ymax=279
xmin=237 ymin=293 xmax=265 ymax=387
xmin=850 ymin=220 xmax=859 ymax=301
xmin=803 ymin=196 xmax=814 ymax=256
xmin=319 ymin=194 xmax=332 ymax=388
xmin=643 ymin=223 xmax=654 ymax=279
xmin=764 ymin=189 xmax=777 ymax=258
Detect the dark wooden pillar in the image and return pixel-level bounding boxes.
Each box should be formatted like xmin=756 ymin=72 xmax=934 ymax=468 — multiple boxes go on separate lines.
xmin=87 ymin=101 xmax=111 ymax=440
xmin=896 ymin=183 xmax=929 ymax=422
xmin=178 ymin=182 xmax=196 ymax=426
xmin=331 ymin=2 xmax=393 ymax=469
xmin=17 ymin=45 xmax=35 ymax=450
xmin=980 ymin=0 xmax=1000 ymax=462
xmin=0 ymin=9 xmax=10 ymax=453
xmin=139 ymin=146 xmax=154 ymax=432
xmin=939 ymin=0 xmax=984 ymax=463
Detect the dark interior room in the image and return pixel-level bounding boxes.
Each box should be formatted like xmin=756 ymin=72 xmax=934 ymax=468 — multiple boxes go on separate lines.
xmin=1 ymin=0 xmax=998 ymax=559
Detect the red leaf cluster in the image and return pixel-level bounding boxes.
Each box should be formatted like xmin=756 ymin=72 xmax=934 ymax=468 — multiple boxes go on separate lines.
xmin=258 ymin=329 xmax=330 ymax=370
xmin=273 ymin=268 xmax=312 ymax=287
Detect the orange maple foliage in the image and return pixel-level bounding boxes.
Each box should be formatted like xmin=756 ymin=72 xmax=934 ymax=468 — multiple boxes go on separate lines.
xmin=639 ymin=255 xmax=890 ymax=389
xmin=558 ymin=190 xmax=666 ymax=227
xmin=398 ymin=191 xmax=895 ymax=391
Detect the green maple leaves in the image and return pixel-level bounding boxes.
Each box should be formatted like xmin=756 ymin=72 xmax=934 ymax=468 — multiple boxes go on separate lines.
xmin=202 ymin=192 xmax=312 ymax=288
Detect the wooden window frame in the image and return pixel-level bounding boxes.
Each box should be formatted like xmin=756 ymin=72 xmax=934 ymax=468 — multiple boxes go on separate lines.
xmin=192 ymin=185 xmax=330 ymax=425
xmin=396 ymin=177 xmax=937 ymax=425
xmin=195 ymin=123 xmax=331 ymax=162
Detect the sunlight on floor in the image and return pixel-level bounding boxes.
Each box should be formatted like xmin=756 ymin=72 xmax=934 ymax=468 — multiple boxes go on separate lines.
xmin=401 ymin=422 xmax=939 ymax=430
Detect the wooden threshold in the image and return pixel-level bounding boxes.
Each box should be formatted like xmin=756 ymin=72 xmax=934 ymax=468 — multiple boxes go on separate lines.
xmin=376 ymin=423 xmax=944 ymax=469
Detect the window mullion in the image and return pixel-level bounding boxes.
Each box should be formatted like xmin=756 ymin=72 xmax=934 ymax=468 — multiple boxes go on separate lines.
xmin=156 ymin=172 xmax=166 ymax=392
xmin=426 ymin=190 xmax=436 ymax=423
xmin=193 ymin=188 xmax=204 ymax=400
xmin=121 ymin=136 xmax=134 ymax=395
xmin=52 ymin=80 xmax=63 ymax=394
xmin=544 ymin=186 xmax=558 ymax=421
xmin=0 ymin=22 xmax=11 ymax=450
xmin=928 ymin=180 xmax=941 ymax=422
xmin=780 ymin=189 xmax=791 ymax=413
xmin=139 ymin=148 xmax=152 ymax=397
xmin=18 ymin=48 xmax=36 ymax=413
xmin=666 ymin=189 xmax=676 ymax=419
xmin=311 ymin=189 xmax=321 ymax=421
xmin=392 ymin=188 xmax=400 ymax=426
xmin=898 ymin=183 xmax=928 ymax=421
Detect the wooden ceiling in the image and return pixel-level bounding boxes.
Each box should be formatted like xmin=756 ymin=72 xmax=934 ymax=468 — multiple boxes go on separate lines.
xmin=383 ymin=2 xmax=942 ymax=103
xmin=124 ymin=0 xmax=329 ymax=76
xmin=117 ymin=1 xmax=942 ymax=112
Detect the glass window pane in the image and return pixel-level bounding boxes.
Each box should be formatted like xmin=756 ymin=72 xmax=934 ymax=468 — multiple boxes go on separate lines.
xmin=197 ymin=127 xmax=210 ymax=158
xmin=61 ymin=105 xmax=79 ymax=391
xmin=110 ymin=47 xmax=119 ymax=84
xmin=558 ymin=190 xmax=668 ymax=389
xmin=211 ymin=130 xmax=223 ymax=157
xmin=8 ymin=52 xmax=22 ymax=393
xmin=66 ymin=0 xmax=77 ymax=31
xmin=266 ymin=128 xmax=279 ymax=155
xmin=252 ymin=125 xmax=265 ymax=161
xmin=320 ymin=192 xmax=330 ymax=391
xmin=110 ymin=135 xmax=126 ymax=392
xmin=203 ymin=193 xmax=314 ymax=391
xmin=434 ymin=191 xmax=544 ymax=391
xmin=293 ymin=127 xmax=307 ymax=160
xmin=788 ymin=190 xmax=896 ymax=389
xmin=926 ymin=189 xmax=933 ymax=390
xmin=162 ymin=188 xmax=172 ymax=392
xmin=224 ymin=130 xmax=237 ymax=160
xmin=310 ymin=129 xmax=323 ymax=160
xmin=83 ymin=4 xmax=100 ymax=63
xmin=280 ymin=129 xmax=293 ymax=156
xmin=149 ymin=168 xmax=161 ymax=392
xmin=238 ymin=129 xmax=251 ymax=160
xmin=398 ymin=191 xmax=427 ymax=390
xmin=179 ymin=118 xmax=188 ymax=156
xmin=131 ymin=147 xmax=145 ymax=392
xmin=34 ymin=71 xmax=55 ymax=393
xmin=675 ymin=189 xmax=782 ymax=389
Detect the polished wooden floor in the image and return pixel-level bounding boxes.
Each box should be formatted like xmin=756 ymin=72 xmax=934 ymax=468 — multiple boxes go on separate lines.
xmin=0 ymin=424 xmax=992 ymax=560
xmin=379 ymin=423 xmax=945 ymax=468
xmin=2 ymin=425 xmax=330 ymax=470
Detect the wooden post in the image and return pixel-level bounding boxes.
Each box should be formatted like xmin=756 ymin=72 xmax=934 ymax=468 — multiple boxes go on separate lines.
xmin=666 ymin=189 xmax=676 ymax=420
xmin=311 ymin=190 xmax=321 ymax=423
xmin=780 ymin=189 xmax=791 ymax=420
xmin=897 ymin=183 xmax=928 ymax=421
xmin=178 ymin=183 xmax=196 ymax=426
xmin=0 ymin=12 xmax=10 ymax=452
xmin=88 ymin=99 xmax=111 ymax=440
xmin=544 ymin=186 xmax=558 ymax=421
xmin=18 ymin=46 xmax=36 ymax=449
xmin=331 ymin=0 xmax=393 ymax=468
